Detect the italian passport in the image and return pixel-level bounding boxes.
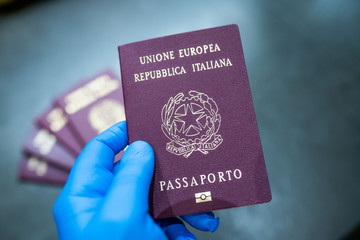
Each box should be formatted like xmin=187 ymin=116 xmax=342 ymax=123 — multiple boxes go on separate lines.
xmin=118 ymin=24 xmax=271 ymax=218
xmin=55 ymin=71 xmax=126 ymax=146
xmin=22 ymin=125 xmax=76 ymax=171
xmin=18 ymin=70 xmax=126 ymax=186
xmin=18 ymin=156 xmax=69 ymax=185
xmin=37 ymin=105 xmax=83 ymax=155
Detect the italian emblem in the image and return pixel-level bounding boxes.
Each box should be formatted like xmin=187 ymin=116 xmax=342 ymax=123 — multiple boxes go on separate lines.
xmin=88 ymin=99 xmax=126 ymax=134
xmin=161 ymin=90 xmax=223 ymax=158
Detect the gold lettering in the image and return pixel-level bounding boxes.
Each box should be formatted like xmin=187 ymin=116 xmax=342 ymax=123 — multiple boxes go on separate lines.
xmin=146 ymin=55 xmax=152 ymax=63
xmin=160 ymin=181 xmax=166 ymax=191
xmin=157 ymin=168 xmax=243 ymax=192
xmin=163 ymin=52 xmax=169 ymax=61
xmin=139 ymin=51 xmax=175 ymax=64
xmin=208 ymin=173 xmax=216 ymax=183
xmin=190 ymin=176 xmax=198 ymax=186
xmin=226 ymin=170 xmax=232 ymax=180
xmin=192 ymin=58 xmax=232 ymax=73
xmin=161 ymin=69 xmax=167 ymax=77
xmin=167 ymin=180 xmax=174 ymax=190
xmin=203 ymin=44 xmax=208 ymax=53
xmin=234 ymin=169 xmax=242 ymax=179
xmin=200 ymin=174 xmax=206 ymax=185
xmin=175 ymin=178 xmax=181 ymax=189
xmin=33 ymin=129 xmax=56 ymax=155
xmin=134 ymin=66 xmax=186 ymax=82
xmin=219 ymin=58 xmax=226 ymax=67
xmin=134 ymin=74 xmax=141 ymax=82
xmin=182 ymin=177 xmax=188 ymax=188
xmin=179 ymin=49 xmax=185 ymax=58
xmin=46 ymin=108 xmax=67 ymax=132
xmin=145 ymin=72 xmax=150 ymax=80
xmin=178 ymin=43 xmax=221 ymax=58
xmin=227 ymin=58 xmax=232 ymax=66
xmin=139 ymin=56 xmax=146 ymax=65
xmin=28 ymin=157 xmax=48 ymax=176
xmin=64 ymin=75 xmax=119 ymax=114
xmin=155 ymin=53 xmax=162 ymax=62
xmin=209 ymin=44 xmax=214 ymax=52
xmin=88 ymin=99 xmax=125 ymax=134
xmin=218 ymin=172 xmax=226 ymax=182
xmin=200 ymin=63 xmax=206 ymax=71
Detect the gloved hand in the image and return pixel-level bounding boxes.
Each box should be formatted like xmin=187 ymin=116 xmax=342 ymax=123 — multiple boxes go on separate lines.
xmin=53 ymin=121 xmax=219 ymax=240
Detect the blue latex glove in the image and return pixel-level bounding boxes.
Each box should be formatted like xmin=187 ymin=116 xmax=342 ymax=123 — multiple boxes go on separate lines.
xmin=53 ymin=121 xmax=219 ymax=240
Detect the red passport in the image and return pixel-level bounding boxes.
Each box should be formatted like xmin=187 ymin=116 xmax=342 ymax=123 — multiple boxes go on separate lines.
xmin=37 ymin=105 xmax=83 ymax=155
xmin=23 ymin=125 xmax=76 ymax=171
xmin=118 ymin=25 xmax=271 ymax=218
xmin=18 ymin=155 xmax=69 ymax=185
xmin=55 ymin=71 xmax=126 ymax=146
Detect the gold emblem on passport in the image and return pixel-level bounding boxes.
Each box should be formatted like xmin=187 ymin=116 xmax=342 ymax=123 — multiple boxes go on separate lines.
xmin=27 ymin=157 xmax=48 ymax=177
xmin=195 ymin=191 xmax=212 ymax=203
xmin=33 ymin=129 xmax=56 ymax=155
xmin=46 ymin=108 xmax=68 ymax=132
xmin=161 ymin=90 xmax=223 ymax=158
xmin=88 ymin=99 xmax=126 ymax=134
xmin=64 ymin=75 xmax=120 ymax=115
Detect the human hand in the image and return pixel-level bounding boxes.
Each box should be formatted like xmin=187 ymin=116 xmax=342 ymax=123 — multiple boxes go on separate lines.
xmin=53 ymin=121 xmax=219 ymax=240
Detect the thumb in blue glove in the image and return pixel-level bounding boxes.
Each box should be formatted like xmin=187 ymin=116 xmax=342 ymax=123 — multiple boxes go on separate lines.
xmin=53 ymin=121 xmax=219 ymax=240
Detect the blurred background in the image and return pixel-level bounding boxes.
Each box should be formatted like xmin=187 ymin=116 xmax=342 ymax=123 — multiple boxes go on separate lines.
xmin=1 ymin=0 xmax=359 ymax=239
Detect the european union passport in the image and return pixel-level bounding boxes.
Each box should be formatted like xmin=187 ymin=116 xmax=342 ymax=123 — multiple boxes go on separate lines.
xmin=118 ymin=24 xmax=271 ymax=219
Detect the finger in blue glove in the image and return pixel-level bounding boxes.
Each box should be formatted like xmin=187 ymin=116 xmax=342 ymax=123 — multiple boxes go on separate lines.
xmin=54 ymin=121 xmax=219 ymax=240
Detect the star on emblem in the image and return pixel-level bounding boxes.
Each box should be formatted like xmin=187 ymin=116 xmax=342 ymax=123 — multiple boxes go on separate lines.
xmin=173 ymin=103 xmax=207 ymax=137
xmin=161 ymin=90 xmax=223 ymax=158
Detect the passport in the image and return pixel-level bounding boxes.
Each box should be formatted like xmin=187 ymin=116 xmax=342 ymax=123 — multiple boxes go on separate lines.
xmin=18 ymin=155 xmax=69 ymax=185
xmin=37 ymin=105 xmax=83 ymax=155
xmin=118 ymin=24 xmax=271 ymax=218
xmin=55 ymin=71 xmax=126 ymax=146
xmin=23 ymin=125 xmax=76 ymax=171
xmin=18 ymin=69 xmax=127 ymax=187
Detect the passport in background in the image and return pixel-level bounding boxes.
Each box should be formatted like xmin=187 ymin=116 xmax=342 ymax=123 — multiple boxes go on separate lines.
xmin=37 ymin=105 xmax=83 ymax=155
xmin=119 ymin=24 xmax=271 ymax=218
xmin=18 ymin=156 xmax=69 ymax=185
xmin=55 ymin=71 xmax=126 ymax=145
xmin=22 ymin=125 xmax=76 ymax=171
xmin=18 ymin=70 xmax=126 ymax=185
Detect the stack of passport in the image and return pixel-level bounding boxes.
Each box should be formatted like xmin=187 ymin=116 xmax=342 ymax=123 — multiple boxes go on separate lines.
xmin=18 ymin=70 xmax=125 ymax=185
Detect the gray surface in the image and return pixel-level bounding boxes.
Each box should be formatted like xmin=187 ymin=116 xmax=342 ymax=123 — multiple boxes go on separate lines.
xmin=1 ymin=0 xmax=360 ymax=239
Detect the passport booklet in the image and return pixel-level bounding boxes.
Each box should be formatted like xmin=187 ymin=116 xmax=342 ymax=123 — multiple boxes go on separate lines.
xmin=118 ymin=24 xmax=271 ymax=218
xmin=55 ymin=71 xmax=126 ymax=146
xmin=22 ymin=125 xmax=76 ymax=171
xmin=18 ymin=70 xmax=125 ymax=185
xmin=18 ymin=155 xmax=69 ymax=185
xmin=37 ymin=105 xmax=83 ymax=155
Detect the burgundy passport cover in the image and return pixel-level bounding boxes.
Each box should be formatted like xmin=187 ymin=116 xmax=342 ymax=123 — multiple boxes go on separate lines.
xmin=55 ymin=71 xmax=126 ymax=146
xmin=118 ymin=24 xmax=271 ymax=218
xmin=23 ymin=125 xmax=76 ymax=171
xmin=37 ymin=105 xmax=83 ymax=155
xmin=18 ymin=155 xmax=69 ymax=185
